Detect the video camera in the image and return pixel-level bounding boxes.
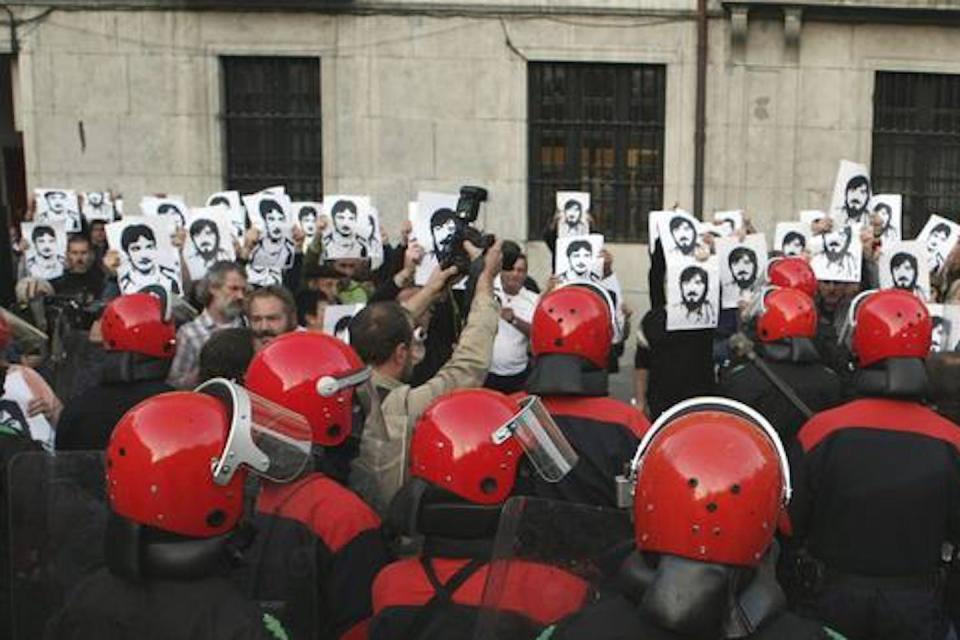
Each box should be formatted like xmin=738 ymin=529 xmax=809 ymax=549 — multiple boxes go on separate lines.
xmin=439 ymin=186 xmax=496 ymax=274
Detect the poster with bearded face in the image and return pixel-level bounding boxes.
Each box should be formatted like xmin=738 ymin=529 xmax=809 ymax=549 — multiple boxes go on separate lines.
xmin=412 ymin=191 xmax=460 ymax=286
xmin=829 ymin=160 xmax=871 ymax=229
xmin=879 ymin=241 xmax=929 ymax=301
xmin=556 ymin=191 xmax=590 ymax=238
xmin=810 ymin=225 xmax=863 ymax=283
xmin=320 ymin=195 xmax=380 ymax=261
xmin=775 ymin=222 xmax=809 ymax=257
xmin=183 ymin=207 xmax=236 ymax=280
xmin=717 ymin=233 xmax=768 ymax=310
xmin=927 ymin=304 xmax=960 ymax=354
xmin=659 ymin=211 xmax=702 ymax=259
xmin=206 ymin=190 xmax=247 ymax=239
xmin=916 ymin=214 xmax=960 ymax=274
xmin=666 ymin=256 xmax=720 ymax=331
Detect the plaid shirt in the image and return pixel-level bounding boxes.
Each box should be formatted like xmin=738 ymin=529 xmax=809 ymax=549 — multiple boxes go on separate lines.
xmin=167 ymin=309 xmax=244 ymax=389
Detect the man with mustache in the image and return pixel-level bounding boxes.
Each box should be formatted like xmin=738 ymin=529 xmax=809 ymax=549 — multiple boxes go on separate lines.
xmin=558 ymin=239 xmax=599 ymax=284
xmin=872 ymin=201 xmax=898 ymax=245
xmin=167 ymin=261 xmax=247 ymax=388
xmin=25 ymin=224 xmax=64 ymax=280
xmin=184 ymin=218 xmax=230 ymax=279
xmin=323 ymin=199 xmax=369 ymax=259
xmin=812 ymin=226 xmax=857 ymax=281
xmin=674 ymin=264 xmax=715 ymax=325
xmin=40 ymin=189 xmax=81 ymax=231
xmin=924 ymin=222 xmax=952 ymax=273
xmin=781 ymin=231 xmax=807 ymax=257
xmin=118 ymin=223 xmax=181 ymax=295
xmin=245 ymin=285 xmax=298 ymax=352
xmin=723 ymin=246 xmax=759 ymax=304
xmin=840 ymin=175 xmax=870 ymax=226
xmin=560 ymin=198 xmax=589 ymax=236
xmin=889 ymin=252 xmax=923 ymax=297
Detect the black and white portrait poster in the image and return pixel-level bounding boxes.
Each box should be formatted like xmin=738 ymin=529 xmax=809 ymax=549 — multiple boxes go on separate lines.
xmin=556 ymin=191 xmax=590 ymax=238
xmin=774 ymin=222 xmax=809 ymax=257
xmin=927 ymin=304 xmax=960 ymax=353
xmin=2 ymin=368 xmax=54 ymax=450
xmin=799 ymin=210 xmax=828 ymax=230
xmin=323 ymin=303 xmax=365 ymax=344
xmin=292 ymin=201 xmax=322 ymax=251
xmin=829 ymin=160 xmax=872 ymax=229
xmin=21 ymin=220 xmax=66 ymax=280
xmin=246 ymin=265 xmax=283 ymax=288
xmin=555 ymin=234 xmax=605 ymax=285
xmin=141 ymin=195 xmax=189 ymax=230
xmin=107 ymin=217 xmax=182 ymax=295
xmin=183 ymin=207 xmax=236 ymax=280
xmin=244 ymin=191 xmax=296 ymax=271
xmin=869 ymin=194 xmax=902 ymax=246
xmin=916 ymin=214 xmax=960 ymax=274
xmin=712 ymin=210 xmax=743 ymax=238
xmin=718 ymin=233 xmax=768 ymax=310
xmin=35 ymin=188 xmax=81 ymax=233
xmin=879 ymin=241 xmax=930 ymax=300
xmin=412 ymin=191 xmax=460 ymax=286
xmin=81 ymin=191 xmax=116 ymax=222
xmin=666 ymin=256 xmax=720 ymax=331
xmin=810 ymin=225 xmax=863 ymax=283
xmin=657 ymin=210 xmax=702 ymax=259
xmin=320 ymin=195 xmax=380 ymax=261
xmin=206 ymin=191 xmax=246 ymax=240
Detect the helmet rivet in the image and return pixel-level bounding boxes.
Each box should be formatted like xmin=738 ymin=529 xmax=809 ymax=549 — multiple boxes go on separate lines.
xmin=706 ymin=502 xmax=718 ymax=513
xmin=157 ymin=513 xmax=164 ymax=521
xmin=646 ymin=503 xmax=654 ymax=512
xmin=641 ymin=533 xmax=649 ymax=542
xmin=713 ymin=527 xmax=721 ymax=537
xmin=692 ymin=525 xmax=700 ymax=534
xmin=699 ymin=545 xmax=707 ymax=555
xmin=150 ymin=484 xmax=158 ymax=494
xmin=444 ymin=475 xmax=452 ymax=482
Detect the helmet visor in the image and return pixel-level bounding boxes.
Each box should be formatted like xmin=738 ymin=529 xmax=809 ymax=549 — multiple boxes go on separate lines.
xmin=196 ymin=378 xmax=312 ymax=486
xmin=491 ymin=396 xmax=578 ymax=483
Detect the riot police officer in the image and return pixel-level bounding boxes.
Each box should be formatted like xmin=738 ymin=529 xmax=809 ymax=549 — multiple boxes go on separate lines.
xmin=791 ymin=289 xmax=960 ymax=640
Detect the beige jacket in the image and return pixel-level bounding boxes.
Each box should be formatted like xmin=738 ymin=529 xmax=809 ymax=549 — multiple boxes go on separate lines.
xmin=350 ymin=291 xmax=499 ymax=513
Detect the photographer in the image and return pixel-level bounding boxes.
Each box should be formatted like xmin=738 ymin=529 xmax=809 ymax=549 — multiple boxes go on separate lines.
xmin=348 ymin=241 xmax=502 ymax=513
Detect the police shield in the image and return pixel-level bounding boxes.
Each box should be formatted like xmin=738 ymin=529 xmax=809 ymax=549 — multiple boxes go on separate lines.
xmin=473 ymin=496 xmax=634 ymax=640
xmin=7 ymin=451 xmax=318 ymax=640
xmin=7 ymin=451 xmax=108 ymax=639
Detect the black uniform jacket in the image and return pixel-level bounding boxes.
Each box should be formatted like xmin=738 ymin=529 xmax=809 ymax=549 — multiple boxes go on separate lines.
xmin=790 ymin=398 xmax=960 ymax=576
xmin=247 ymin=472 xmax=391 ymax=640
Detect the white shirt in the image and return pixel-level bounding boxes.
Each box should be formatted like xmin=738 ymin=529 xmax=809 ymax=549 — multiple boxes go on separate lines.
xmin=490 ymin=278 xmax=539 ymax=376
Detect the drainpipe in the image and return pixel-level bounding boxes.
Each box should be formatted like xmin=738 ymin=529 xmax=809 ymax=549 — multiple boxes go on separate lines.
xmin=694 ymin=0 xmax=707 ymax=217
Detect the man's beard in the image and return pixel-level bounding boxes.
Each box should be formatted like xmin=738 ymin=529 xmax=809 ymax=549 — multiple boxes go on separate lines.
xmin=677 ymin=240 xmax=695 ymax=255
xmin=825 ymin=245 xmax=847 ymax=264
xmin=222 ymin=300 xmax=244 ymax=321
xmin=197 ymin=244 xmax=217 ymax=260
xmin=733 ymin=272 xmax=754 ymax=289
xmin=894 ymin=276 xmax=915 ymax=289
xmin=683 ymin=293 xmax=704 ymax=311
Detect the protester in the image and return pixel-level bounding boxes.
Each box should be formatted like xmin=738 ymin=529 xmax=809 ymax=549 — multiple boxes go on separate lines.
xmin=196 ymin=327 xmax=256 ymax=384
xmin=167 ymin=261 xmax=247 ymax=388
xmin=50 ymin=234 xmax=105 ymax=301
xmin=485 ymin=246 xmax=538 ymax=393
xmin=56 ymin=293 xmax=175 ymax=451
xmin=348 ymin=242 xmax=502 ymax=513
xmin=245 ymin=284 xmax=298 ymax=351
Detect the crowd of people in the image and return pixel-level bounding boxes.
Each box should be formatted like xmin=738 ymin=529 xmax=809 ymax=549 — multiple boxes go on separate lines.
xmin=0 ymin=188 xmax=959 ymax=640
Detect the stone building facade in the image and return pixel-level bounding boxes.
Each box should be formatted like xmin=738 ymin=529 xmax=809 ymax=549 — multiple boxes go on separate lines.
xmin=3 ymin=0 xmax=960 ymax=306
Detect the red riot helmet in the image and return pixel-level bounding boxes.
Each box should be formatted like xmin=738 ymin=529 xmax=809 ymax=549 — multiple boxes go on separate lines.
xmin=751 ymin=287 xmax=818 ymax=343
xmin=531 ymin=285 xmax=614 ymax=369
xmin=100 ymin=292 xmax=176 ymax=359
xmin=626 ymin=397 xmax=790 ymax=567
xmin=843 ymin=288 xmax=931 ymax=367
xmin=409 ymin=389 xmax=578 ymax=505
xmin=766 ymin=257 xmax=817 ymax=298
xmin=244 ymin=331 xmax=371 ymax=447
xmin=106 ymin=379 xmax=312 ymax=538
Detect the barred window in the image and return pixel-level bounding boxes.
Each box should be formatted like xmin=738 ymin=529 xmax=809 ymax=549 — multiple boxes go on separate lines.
xmin=872 ymin=71 xmax=960 ymax=237
xmin=528 ymin=62 xmax=666 ymax=243
xmin=222 ymin=57 xmax=322 ymax=200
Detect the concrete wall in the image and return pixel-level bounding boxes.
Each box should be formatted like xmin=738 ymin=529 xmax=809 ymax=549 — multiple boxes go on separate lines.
xmin=8 ymin=6 xmax=960 ymax=315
